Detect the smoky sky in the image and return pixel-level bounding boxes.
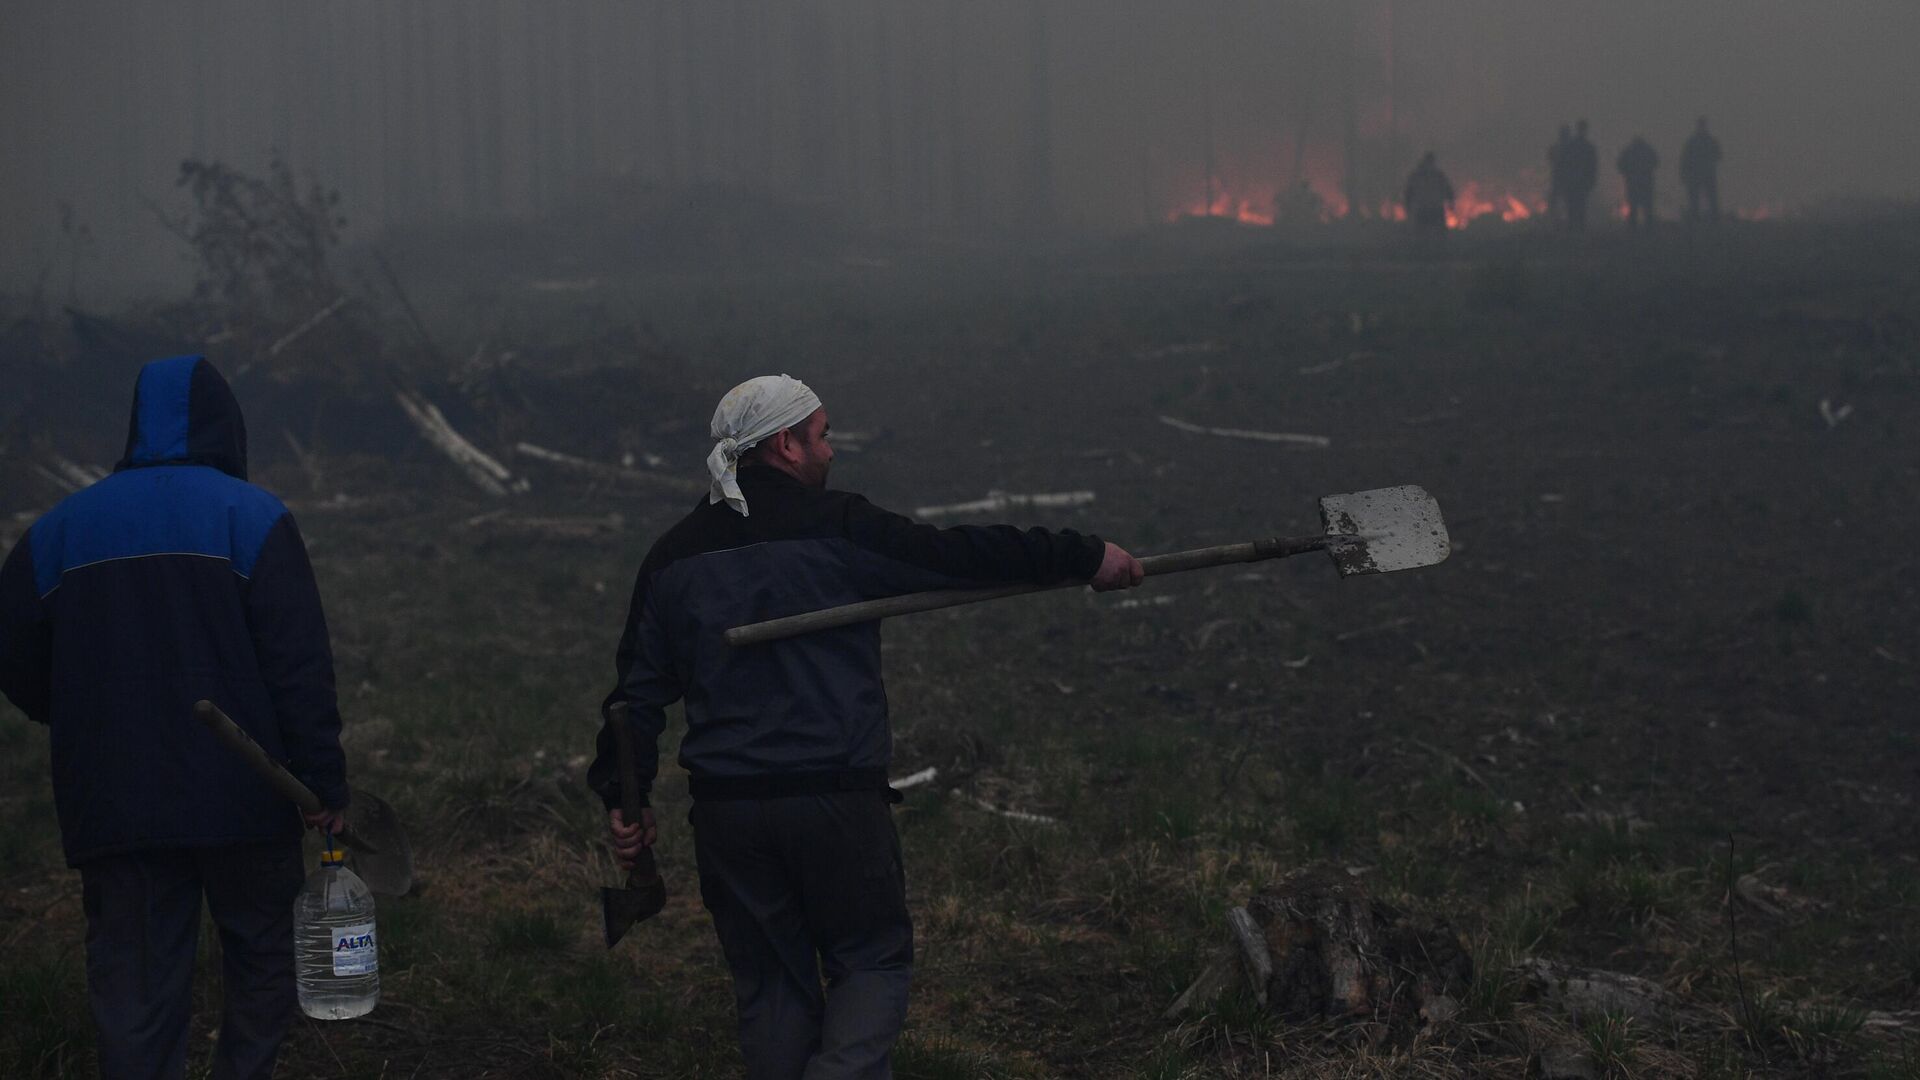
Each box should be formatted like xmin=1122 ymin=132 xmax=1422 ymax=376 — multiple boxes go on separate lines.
xmin=4 ymin=1 xmax=1917 ymax=298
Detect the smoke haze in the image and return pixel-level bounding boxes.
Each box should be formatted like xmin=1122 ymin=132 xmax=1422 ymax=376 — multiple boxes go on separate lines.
xmin=5 ymin=1 xmax=1917 ymax=297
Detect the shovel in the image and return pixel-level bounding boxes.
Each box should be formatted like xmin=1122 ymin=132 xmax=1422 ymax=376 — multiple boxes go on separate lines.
xmin=194 ymin=700 xmax=415 ymax=896
xmin=602 ymin=701 xmax=667 ymax=948
xmin=725 ymin=484 xmax=1450 ymax=647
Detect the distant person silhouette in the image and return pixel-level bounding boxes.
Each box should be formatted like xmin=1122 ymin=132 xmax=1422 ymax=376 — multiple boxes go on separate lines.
xmin=1547 ymin=124 xmax=1573 ymax=225
xmin=1402 ymin=152 xmax=1455 ymax=234
xmin=1617 ymin=135 xmax=1659 ymax=229
xmin=1274 ymin=179 xmax=1327 ymax=225
xmin=1680 ymin=117 xmax=1722 ymax=224
xmin=1564 ymin=120 xmax=1600 ymax=230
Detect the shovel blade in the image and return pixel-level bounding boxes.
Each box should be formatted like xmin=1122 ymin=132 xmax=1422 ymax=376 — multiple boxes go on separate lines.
xmin=1318 ymin=485 xmax=1451 ymax=577
xmin=340 ymin=787 xmax=415 ymax=897
xmin=602 ymin=878 xmax=668 ymax=949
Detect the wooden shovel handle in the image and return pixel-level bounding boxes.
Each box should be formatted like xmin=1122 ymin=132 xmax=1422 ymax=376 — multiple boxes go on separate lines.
xmin=607 ymin=702 xmax=662 ymax=885
xmin=193 ymin=699 xmax=324 ymax=814
xmin=724 ymin=533 xmax=1329 ymax=647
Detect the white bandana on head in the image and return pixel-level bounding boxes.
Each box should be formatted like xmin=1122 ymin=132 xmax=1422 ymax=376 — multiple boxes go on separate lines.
xmin=706 ymin=374 xmax=823 ymax=516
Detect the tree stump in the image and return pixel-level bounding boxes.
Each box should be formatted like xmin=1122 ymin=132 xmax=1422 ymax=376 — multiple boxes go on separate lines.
xmin=1168 ymin=863 xmax=1472 ymax=1024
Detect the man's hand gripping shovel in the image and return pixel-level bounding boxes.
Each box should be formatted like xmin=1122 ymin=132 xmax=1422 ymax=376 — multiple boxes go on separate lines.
xmin=193 ymin=700 xmax=415 ymax=896
xmin=602 ymin=701 xmax=667 ymax=948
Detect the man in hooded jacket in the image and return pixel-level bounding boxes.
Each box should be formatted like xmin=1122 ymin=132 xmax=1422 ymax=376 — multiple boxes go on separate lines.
xmin=0 ymin=355 xmax=348 ymax=1079
xmin=590 ymin=375 xmax=1144 ymax=1079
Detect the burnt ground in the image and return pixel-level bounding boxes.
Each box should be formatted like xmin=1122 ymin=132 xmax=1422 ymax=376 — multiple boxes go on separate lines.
xmin=3 ymin=217 xmax=1919 ymax=1077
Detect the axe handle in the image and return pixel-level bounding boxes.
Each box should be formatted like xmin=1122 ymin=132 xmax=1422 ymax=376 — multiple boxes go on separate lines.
xmin=724 ymin=533 xmax=1329 ymax=647
xmin=195 ymin=699 xmax=324 ymax=814
xmin=606 ymin=702 xmax=663 ymax=886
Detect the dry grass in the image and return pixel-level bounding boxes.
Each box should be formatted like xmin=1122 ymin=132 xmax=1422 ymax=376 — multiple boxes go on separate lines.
xmin=5 ymin=222 xmax=1920 ymax=1076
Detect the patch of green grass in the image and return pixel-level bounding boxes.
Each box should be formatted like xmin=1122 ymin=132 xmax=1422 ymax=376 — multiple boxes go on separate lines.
xmin=1378 ymin=848 xmax=1459 ymax=902
xmin=377 ymin=895 xmax=436 ymax=974
xmin=1563 ymin=858 xmax=1689 ymax=930
xmin=1196 ymin=987 xmax=1278 ymax=1054
xmin=551 ymin=953 xmax=630 ymax=1030
xmin=1151 ymin=799 xmax=1204 ymax=845
xmin=1580 ymin=1011 xmax=1641 ymax=1078
xmin=1785 ymin=1000 xmax=1867 ymax=1067
xmin=0 ymin=945 xmax=93 ymax=1078
xmin=1866 ymin=1039 xmax=1920 ymax=1080
xmin=1288 ymin=775 xmax=1370 ymax=855
xmin=488 ymin=908 xmax=570 ymax=954
xmin=894 ymin=1033 xmax=1028 ymax=1080
xmin=1895 ymin=935 xmax=1920 ymax=993
xmin=1765 ymin=915 xmax=1854 ymax=975
xmin=1131 ymin=1039 xmax=1203 ymax=1080
xmin=1488 ymin=886 xmax=1561 ymax=957
xmin=1435 ymin=774 xmax=1511 ymax=825
xmin=1733 ymin=988 xmax=1797 ymax=1054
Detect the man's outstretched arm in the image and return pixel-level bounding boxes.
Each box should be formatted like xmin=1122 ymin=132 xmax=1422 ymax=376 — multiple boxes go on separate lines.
xmin=842 ymin=493 xmax=1142 ymax=590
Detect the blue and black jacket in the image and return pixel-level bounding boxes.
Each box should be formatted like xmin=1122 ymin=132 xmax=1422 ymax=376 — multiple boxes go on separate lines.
xmin=589 ymin=465 xmax=1105 ymax=809
xmin=0 ymin=356 xmax=346 ymax=865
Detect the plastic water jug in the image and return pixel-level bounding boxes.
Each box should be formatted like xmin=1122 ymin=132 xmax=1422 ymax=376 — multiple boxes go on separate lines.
xmin=294 ymin=846 xmax=379 ymax=1019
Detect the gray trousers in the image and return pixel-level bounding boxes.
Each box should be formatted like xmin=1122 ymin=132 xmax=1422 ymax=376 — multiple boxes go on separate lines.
xmin=690 ymin=790 xmax=912 ymax=1080
xmin=78 ymin=842 xmax=304 ymax=1080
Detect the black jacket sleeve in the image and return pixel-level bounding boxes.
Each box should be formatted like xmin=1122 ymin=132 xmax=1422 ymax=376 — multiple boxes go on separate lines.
xmin=590 ymin=555 xmax=681 ymax=812
xmin=841 ymin=493 xmax=1106 ymax=584
xmin=0 ymin=535 xmax=51 ymax=724
xmin=246 ymin=513 xmax=349 ymax=810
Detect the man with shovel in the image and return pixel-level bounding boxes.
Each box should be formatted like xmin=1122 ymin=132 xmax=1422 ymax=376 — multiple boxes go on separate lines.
xmin=0 ymin=355 xmax=348 ymax=1079
xmin=591 ymin=374 xmax=1143 ymax=1079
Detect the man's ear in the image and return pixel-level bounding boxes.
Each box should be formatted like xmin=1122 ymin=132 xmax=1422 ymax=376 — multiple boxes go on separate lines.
xmin=763 ymin=428 xmax=794 ymax=463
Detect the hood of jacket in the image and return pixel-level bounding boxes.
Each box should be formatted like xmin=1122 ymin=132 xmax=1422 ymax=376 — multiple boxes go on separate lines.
xmin=115 ymin=355 xmax=248 ymax=479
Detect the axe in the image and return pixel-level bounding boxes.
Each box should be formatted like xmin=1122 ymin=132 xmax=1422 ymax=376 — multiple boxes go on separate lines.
xmin=602 ymin=701 xmax=667 ymax=947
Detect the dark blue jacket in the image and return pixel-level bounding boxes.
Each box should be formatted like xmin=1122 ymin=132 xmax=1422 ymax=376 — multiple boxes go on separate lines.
xmin=589 ymin=465 xmax=1105 ymax=809
xmin=0 ymin=356 xmax=346 ymax=865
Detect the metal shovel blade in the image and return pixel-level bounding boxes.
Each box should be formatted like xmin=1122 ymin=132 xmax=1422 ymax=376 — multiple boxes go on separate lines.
xmin=340 ymin=787 xmax=415 ymax=897
xmin=602 ymin=852 xmax=668 ymax=949
xmin=1318 ymin=485 xmax=1452 ymax=576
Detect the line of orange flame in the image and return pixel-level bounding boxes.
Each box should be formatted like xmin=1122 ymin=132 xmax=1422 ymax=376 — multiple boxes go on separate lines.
xmin=1170 ymin=177 xmax=1544 ymax=229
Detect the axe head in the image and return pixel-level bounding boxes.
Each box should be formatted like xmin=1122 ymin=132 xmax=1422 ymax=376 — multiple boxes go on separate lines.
xmin=602 ymin=851 xmax=668 ymax=948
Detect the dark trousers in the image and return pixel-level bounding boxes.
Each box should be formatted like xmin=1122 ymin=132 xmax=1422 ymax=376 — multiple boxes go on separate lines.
xmin=690 ymin=791 xmax=912 ymax=1080
xmin=1625 ymin=184 xmax=1655 ymax=229
xmin=1686 ymin=179 xmax=1720 ymax=223
xmin=79 ymin=842 xmax=304 ymax=1080
xmin=1567 ymin=192 xmax=1592 ymax=230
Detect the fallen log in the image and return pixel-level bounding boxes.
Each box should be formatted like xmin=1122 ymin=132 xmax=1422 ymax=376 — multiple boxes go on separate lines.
xmin=395 ymin=391 xmax=527 ymax=497
xmin=282 ymin=429 xmax=324 ymax=494
xmin=914 ymin=490 xmax=1095 ymax=519
xmin=1165 ymin=942 xmax=1241 ymax=1019
xmin=890 ymin=766 xmax=939 ymax=791
xmin=513 ymin=442 xmax=705 ymax=495
xmin=1159 ymin=414 xmax=1331 ymax=448
xmin=461 ymin=512 xmax=624 ymax=539
xmin=264 ymin=295 xmax=351 ymax=361
xmin=32 ymin=454 xmax=107 ymax=494
xmin=1226 ymin=906 xmax=1274 ymax=1006
xmin=957 ymin=791 xmax=1059 ymax=825
xmin=1514 ymin=958 xmax=1676 ymax=1024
